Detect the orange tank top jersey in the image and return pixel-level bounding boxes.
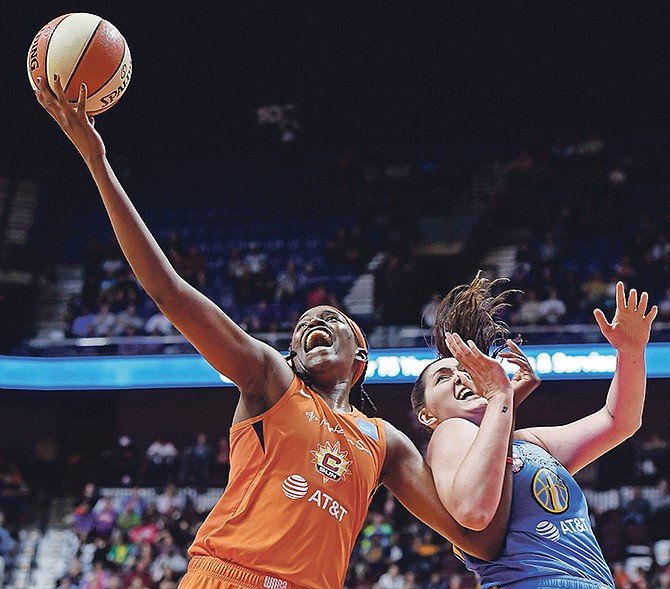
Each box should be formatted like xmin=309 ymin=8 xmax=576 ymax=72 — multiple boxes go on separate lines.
xmin=189 ymin=375 xmax=387 ymax=589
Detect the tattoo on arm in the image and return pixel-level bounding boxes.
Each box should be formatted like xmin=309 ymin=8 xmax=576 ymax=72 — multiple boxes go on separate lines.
xmin=502 ymin=406 xmax=509 ymax=413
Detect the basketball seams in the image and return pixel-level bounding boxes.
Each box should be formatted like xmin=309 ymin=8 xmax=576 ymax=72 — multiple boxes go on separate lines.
xmin=63 ymin=18 xmax=103 ymax=98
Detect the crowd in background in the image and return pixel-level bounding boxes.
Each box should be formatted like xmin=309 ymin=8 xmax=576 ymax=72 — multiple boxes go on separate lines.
xmin=46 ymin=131 xmax=670 ymax=349
xmin=0 ymin=426 xmax=669 ymax=589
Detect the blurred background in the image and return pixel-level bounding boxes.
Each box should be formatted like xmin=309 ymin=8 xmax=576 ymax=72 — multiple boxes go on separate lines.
xmin=1 ymin=3 xmax=670 ymax=589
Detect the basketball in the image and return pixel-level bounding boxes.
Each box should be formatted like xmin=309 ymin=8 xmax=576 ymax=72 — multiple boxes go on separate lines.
xmin=27 ymin=13 xmax=132 ymax=116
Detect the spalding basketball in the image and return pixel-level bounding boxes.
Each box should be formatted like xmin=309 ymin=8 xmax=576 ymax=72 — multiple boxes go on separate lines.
xmin=27 ymin=13 xmax=132 ymax=115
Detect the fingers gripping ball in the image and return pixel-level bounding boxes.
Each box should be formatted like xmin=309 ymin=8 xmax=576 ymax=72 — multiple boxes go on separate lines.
xmin=27 ymin=13 xmax=132 ymax=115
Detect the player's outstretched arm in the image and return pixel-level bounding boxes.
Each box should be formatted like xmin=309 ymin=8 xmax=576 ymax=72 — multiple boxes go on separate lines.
xmin=33 ymin=77 xmax=293 ymax=399
xmin=518 ymin=282 xmax=657 ymax=474
xmin=428 ymin=333 xmax=514 ymax=530
xmin=382 ymin=422 xmax=511 ymax=561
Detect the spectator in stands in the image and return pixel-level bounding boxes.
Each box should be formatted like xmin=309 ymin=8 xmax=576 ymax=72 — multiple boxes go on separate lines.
xmin=537 ymin=230 xmax=560 ymax=265
xmin=179 ymin=433 xmax=212 ymax=490
xmin=92 ymin=302 xmax=117 ymax=337
xmin=93 ymin=497 xmax=119 ymax=538
xmin=108 ymin=269 xmax=143 ymax=313
xmin=420 ymin=292 xmax=441 ymax=329
xmin=144 ymin=438 xmax=178 ymax=489
xmin=156 ymin=567 xmax=179 ymax=589
xmin=658 ymin=287 xmax=670 ymax=322
xmin=225 ymin=247 xmax=245 ymax=285
xmin=651 ymin=478 xmax=670 ymax=514
xmin=243 ymin=242 xmax=267 ymax=275
xmin=76 ymin=483 xmax=101 ymax=513
xmin=117 ymin=500 xmax=143 ymax=534
xmin=374 ymin=563 xmax=405 ymax=589
xmin=613 ymin=254 xmax=636 ymax=282
xmin=99 ymin=259 xmax=122 ymax=297
xmin=650 ymin=232 xmax=670 ymax=264
xmin=81 ymin=560 xmax=112 ymax=589
xmin=403 ymin=529 xmax=444 ymax=579
xmin=122 ymin=560 xmax=154 ymax=589
xmin=622 ymin=486 xmax=652 ymax=526
xmin=636 ymin=431 xmax=670 ymax=485
xmin=581 ymin=268 xmax=609 ymax=309
xmin=513 ymin=287 xmax=543 ymax=324
xmin=274 ymin=259 xmax=298 ymax=302
xmin=113 ymin=303 xmax=145 ymax=337
xmin=106 ymin=528 xmax=133 ymax=570
xmin=155 ymin=484 xmax=185 ymax=518
xmin=70 ymin=304 xmax=98 ymax=337
xmin=35 ymin=82 xmax=516 ymax=589
xmin=150 ymin=532 xmax=188 ymax=582
xmin=0 ymin=510 xmax=16 ymax=564
xmin=424 ymin=572 xmax=448 ymax=589
xmin=650 ymin=479 xmax=670 ymax=542
xmin=538 ymin=287 xmax=567 ymax=324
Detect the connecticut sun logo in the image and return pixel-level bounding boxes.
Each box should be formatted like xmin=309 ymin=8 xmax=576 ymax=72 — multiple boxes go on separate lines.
xmin=532 ymin=468 xmax=569 ymax=514
xmin=310 ymin=441 xmax=352 ymax=483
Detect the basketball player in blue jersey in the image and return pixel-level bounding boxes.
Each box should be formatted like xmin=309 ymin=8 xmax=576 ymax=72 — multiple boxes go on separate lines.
xmin=411 ymin=274 xmax=657 ymax=589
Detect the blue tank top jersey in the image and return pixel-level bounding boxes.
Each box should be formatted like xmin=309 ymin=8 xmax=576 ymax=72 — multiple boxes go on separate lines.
xmin=455 ymin=440 xmax=614 ymax=589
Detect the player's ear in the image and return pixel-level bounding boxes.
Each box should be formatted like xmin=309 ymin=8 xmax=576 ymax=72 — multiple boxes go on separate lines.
xmin=418 ymin=408 xmax=438 ymax=429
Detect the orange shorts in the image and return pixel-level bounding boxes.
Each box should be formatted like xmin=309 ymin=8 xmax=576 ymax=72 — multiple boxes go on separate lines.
xmin=180 ymin=555 xmax=308 ymax=589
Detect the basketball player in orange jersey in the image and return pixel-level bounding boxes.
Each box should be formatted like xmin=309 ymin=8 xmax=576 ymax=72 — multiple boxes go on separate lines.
xmin=33 ymin=78 xmax=532 ymax=589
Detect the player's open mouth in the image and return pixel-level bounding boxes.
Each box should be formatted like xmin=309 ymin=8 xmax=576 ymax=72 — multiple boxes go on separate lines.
xmin=455 ymin=387 xmax=475 ymax=400
xmin=304 ymin=328 xmax=334 ymax=352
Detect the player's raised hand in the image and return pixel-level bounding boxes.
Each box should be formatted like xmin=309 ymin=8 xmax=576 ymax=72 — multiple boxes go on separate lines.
xmin=497 ymin=338 xmax=541 ymax=405
xmin=33 ymin=74 xmax=105 ymax=162
xmin=444 ymin=332 xmax=513 ymax=402
xmin=593 ymin=282 xmax=657 ymax=356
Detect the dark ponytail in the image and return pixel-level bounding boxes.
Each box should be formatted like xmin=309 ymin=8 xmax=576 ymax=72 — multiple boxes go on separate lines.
xmin=432 ymin=271 xmax=516 ymax=359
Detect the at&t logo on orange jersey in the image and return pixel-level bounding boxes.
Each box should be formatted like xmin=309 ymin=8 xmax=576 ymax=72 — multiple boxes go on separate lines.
xmin=311 ymin=440 xmax=352 ymax=483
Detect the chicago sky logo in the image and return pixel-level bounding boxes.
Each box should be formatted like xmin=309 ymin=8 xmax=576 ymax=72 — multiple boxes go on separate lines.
xmin=532 ymin=468 xmax=569 ymax=514
xmin=310 ymin=441 xmax=352 ymax=483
